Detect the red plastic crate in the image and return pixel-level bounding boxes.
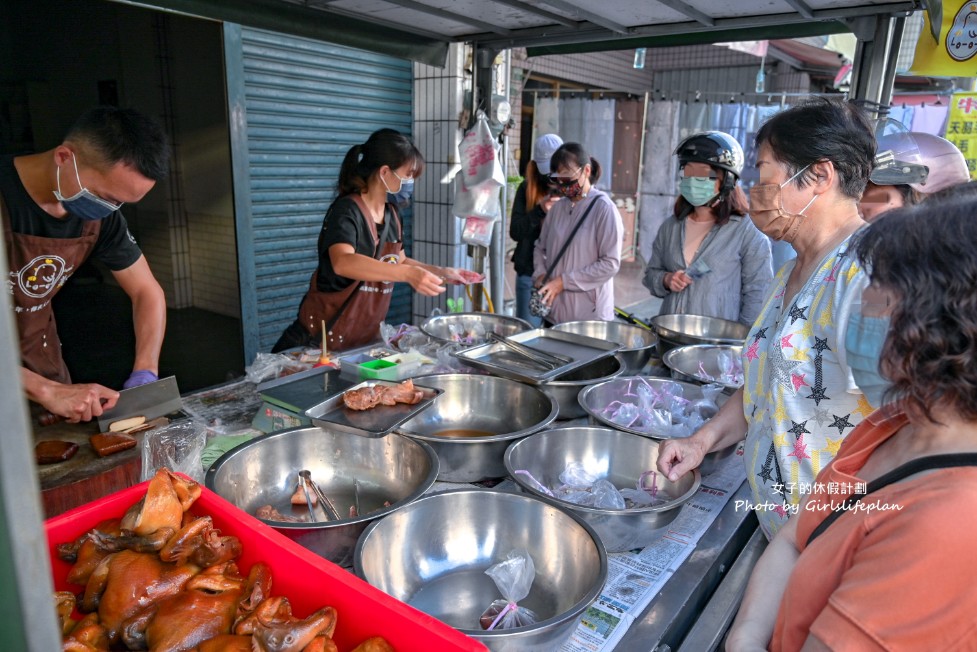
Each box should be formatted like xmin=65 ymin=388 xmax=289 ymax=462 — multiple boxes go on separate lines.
xmin=47 ymin=479 xmax=486 ymax=652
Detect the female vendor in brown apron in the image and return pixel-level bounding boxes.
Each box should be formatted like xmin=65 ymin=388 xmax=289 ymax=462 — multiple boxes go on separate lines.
xmin=273 ymin=129 xmax=483 ymax=353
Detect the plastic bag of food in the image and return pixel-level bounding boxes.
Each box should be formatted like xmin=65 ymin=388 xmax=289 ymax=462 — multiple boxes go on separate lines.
xmin=479 ymin=550 xmax=539 ymax=631
xmin=607 ymin=402 xmax=640 ymax=428
xmin=591 ymin=478 xmax=626 ymax=509
xmin=245 ymin=352 xmax=307 ymax=384
xmin=559 ymin=461 xmax=599 ymax=490
xmin=620 ymin=470 xmax=666 ymax=507
xmin=142 ymin=419 xmax=207 ymax=483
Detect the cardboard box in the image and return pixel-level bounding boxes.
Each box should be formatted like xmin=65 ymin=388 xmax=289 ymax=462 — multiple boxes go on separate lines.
xmin=47 ymin=480 xmax=486 ymax=652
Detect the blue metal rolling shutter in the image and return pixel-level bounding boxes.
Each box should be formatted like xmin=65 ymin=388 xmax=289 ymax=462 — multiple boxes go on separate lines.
xmin=227 ymin=25 xmax=414 ymax=360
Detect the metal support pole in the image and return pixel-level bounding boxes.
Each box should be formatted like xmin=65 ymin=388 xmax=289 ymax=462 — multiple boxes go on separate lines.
xmin=0 ymin=234 xmax=62 ymax=650
xmin=879 ymin=16 xmax=906 ymax=108
xmin=472 ymin=44 xmax=502 ymax=313
xmin=851 ymin=15 xmax=896 ymax=105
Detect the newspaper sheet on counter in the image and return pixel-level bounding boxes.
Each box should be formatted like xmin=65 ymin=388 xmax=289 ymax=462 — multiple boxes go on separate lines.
xmin=561 ymin=448 xmax=747 ymax=652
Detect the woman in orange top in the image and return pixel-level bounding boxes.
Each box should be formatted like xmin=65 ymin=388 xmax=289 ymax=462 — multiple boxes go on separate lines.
xmin=727 ymin=191 xmax=977 ymax=651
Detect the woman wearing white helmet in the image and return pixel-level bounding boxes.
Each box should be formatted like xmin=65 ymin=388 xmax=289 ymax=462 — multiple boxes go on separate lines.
xmin=643 ymin=131 xmax=773 ymax=326
xmin=859 ymin=131 xmax=969 ymax=221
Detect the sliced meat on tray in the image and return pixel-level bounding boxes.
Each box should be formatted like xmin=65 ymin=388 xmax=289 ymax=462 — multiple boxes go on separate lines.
xmin=342 ymin=379 xmax=424 ymax=411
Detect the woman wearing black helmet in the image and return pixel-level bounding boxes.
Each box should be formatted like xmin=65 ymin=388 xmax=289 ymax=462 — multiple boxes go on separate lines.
xmin=643 ymin=131 xmax=773 ymax=326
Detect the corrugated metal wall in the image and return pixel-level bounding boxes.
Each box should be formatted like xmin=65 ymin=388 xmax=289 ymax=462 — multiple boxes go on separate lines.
xmin=225 ymin=25 xmax=414 ymax=360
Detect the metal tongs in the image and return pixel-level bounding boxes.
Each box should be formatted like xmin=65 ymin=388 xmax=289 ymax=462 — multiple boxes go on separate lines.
xmin=486 ymin=332 xmax=572 ymax=370
xmin=298 ymin=469 xmax=342 ymax=522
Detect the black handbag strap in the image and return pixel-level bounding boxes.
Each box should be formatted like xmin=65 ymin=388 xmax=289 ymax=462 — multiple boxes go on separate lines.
xmin=541 ymin=197 xmax=600 ymax=283
xmin=806 ymin=452 xmax=977 ymax=546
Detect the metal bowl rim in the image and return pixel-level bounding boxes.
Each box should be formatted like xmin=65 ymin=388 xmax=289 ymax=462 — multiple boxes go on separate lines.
xmin=649 ymin=313 xmax=748 ymax=345
xmin=577 ymin=375 xmax=710 ymax=440
xmin=661 ymin=344 xmax=745 ymax=391
xmin=420 ymin=312 xmax=533 ymax=344
xmin=552 ymin=320 xmax=658 ymax=353
xmin=204 ymin=426 xmax=440 ymax=529
xmin=504 ymin=426 xmax=702 ymax=515
xmin=402 ymin=372 xmax=560 ymax=443
xmin=541 ymin=354 xmax=625 ymax=388
xmin=352 ymin=487 xmax=609 ymax=635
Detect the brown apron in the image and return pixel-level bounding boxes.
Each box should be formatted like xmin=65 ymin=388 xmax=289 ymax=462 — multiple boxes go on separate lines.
xmin=297 ymin=194 xmax=403 ymax=352
xmin=2 ymin=198 xmax=100 ymax=383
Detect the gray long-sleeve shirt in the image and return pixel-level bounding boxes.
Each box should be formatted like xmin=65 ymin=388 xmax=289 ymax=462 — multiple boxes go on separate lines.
xmin=642 ymin=213 xmax=773 ymax=326
xmin=533 ymin=190 xmax=623 ymax=324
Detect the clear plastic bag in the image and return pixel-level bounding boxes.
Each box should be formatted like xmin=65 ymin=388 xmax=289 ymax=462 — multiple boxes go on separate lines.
xmin=245 ymin=352 xmax=306 ymax=384
xmin=479 ymin=550 xmax=539 ymax=631
xmin=141 ymin=419 xmax=207 ymax=483
xmin=559 ymin=462 xmax=599 ymax=490
xmin=591 ymin=478 xmax=626 ymax=509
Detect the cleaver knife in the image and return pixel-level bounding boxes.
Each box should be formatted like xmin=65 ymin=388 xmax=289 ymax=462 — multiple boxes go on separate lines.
xmin=97 ymin=376 xmax=183 ymax=433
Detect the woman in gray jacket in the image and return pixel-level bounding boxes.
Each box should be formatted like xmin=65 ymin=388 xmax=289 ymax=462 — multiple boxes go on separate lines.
xmin=643 ymin=131 xmax=773 ymax=326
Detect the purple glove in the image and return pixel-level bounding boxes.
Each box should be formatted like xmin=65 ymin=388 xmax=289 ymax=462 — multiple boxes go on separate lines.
xmin=124 ymin=369 xmax=159 ymax=389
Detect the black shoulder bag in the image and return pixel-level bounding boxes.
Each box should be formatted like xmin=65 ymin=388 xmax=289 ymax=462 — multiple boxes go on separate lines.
xmin=806 ymin=453 xmax=977 ymax=546
xmin=529 ymin=198 xmax=600 ymax=319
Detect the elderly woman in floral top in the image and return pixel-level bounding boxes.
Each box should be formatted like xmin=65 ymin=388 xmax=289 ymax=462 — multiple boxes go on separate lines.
xmin=658 ymin=100 xmax=877 ymax=539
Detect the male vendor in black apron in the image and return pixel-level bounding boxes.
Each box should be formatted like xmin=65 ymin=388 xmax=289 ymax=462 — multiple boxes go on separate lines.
xmin=1 ymin=106 xmax=170 ymax=423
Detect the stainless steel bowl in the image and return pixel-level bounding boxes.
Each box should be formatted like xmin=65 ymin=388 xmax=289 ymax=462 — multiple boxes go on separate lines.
xmin=204 ymin=426 xmax=438 ymax=567
xmin=505 ymin=426 xmax=701 ymax=552
xmin=662 ymin=344 xmax=745 ymax=393
xmin=649 ymin=313 xmax=749 ymax=355
xmin=552 ymin=320 xmax=658 ymax=373
xmin=539 ymin=355 xmax=624 ymax=420
xmin=354 ymin=489 xmax=607 ymax=652
xmin=579 ymin=375 xmax=729 ymax=439
xmin=421 ymin=312 xmax=532 ymax=345
xmin=399 ymin=374 xmax=558 ymax=482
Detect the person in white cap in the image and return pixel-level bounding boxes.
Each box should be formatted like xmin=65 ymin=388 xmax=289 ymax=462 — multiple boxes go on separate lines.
xmin=859 ymin=131 xmax=970 ymax=222
xmin=510 ymin=133 xmax=562 ymax=326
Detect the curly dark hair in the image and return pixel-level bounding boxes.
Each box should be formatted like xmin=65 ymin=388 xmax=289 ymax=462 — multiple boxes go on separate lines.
xmin=855 ymin=196 xmax=977 ymax=422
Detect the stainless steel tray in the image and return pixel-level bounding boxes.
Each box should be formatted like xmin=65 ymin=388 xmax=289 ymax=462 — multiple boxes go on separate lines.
xmin=451 ymin=328 xmax=622 ymax=384
xmin=305 ymin=380 xmax=443 ymax=438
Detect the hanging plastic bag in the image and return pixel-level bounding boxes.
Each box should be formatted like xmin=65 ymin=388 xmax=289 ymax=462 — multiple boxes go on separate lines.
xmin=458 ymin=114 xmax=505 ymax=190
xmin=479 ymin=550 xmax=540 ymax=630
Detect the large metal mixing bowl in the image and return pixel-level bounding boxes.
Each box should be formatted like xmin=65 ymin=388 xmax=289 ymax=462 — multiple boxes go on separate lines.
xmin=552 ymin=320 xmax=658 ymax=372
xmin=205 ymin=426 xmax=438 ymax=567
xmin=399 ymin=374 xmax=558 ymax=482
xmin=539 ymin=355 xmax=625 ymax=419
xmin=649 ymin=313 xmax=749 ymax=355
xmin=662 ymin=344 xmax=745 ymax=394
xmin=354 ymin=489 xmax=606 ymax=652
xmin=579 ymin=376 xmax=729 ymax=439
xmin=421 ymin=312 xmax=532 ymax=345
xmin=506 ymin=426 xmax=700 ymax=552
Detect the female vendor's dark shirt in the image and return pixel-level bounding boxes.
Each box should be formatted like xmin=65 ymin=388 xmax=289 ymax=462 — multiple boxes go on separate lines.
xmin=315 ymin=195 xmax=399 ymax=293
xmin=0 ymin=155 xmax=142 ymax=270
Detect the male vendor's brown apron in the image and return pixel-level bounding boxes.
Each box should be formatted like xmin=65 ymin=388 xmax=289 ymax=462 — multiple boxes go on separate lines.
xmin=297 ymin=194 xmax=403 ymax=352
xmin=2 ymin=199 xmax=100 ymax=383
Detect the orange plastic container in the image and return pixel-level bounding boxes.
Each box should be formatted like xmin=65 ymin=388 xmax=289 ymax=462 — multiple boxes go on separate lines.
xmin=46 ymin=479 xmax=486 ymax=652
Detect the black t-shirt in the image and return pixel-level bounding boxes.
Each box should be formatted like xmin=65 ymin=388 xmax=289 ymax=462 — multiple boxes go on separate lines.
xmin=0 ymin=155 xmax=142 ymax=271
xmin=315 ymin=195 xmax=400 ymax=293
